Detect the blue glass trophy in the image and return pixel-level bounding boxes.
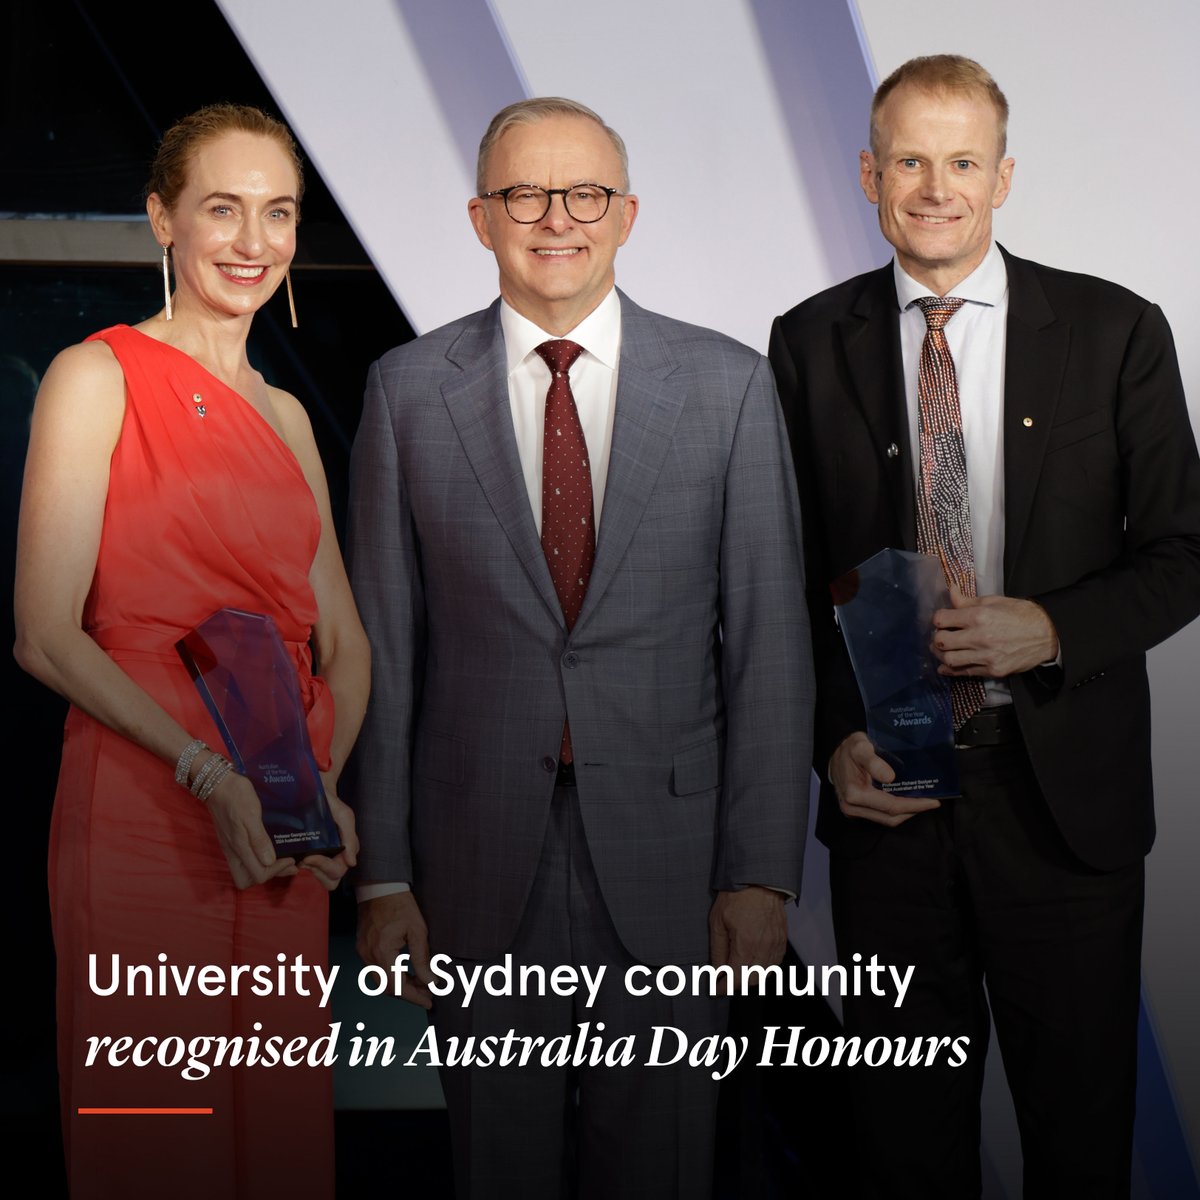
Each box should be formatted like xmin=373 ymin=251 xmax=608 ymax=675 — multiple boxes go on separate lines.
xmin=832 ymin=549 xmax=960 ymax=798
xmin=176 ymin=608 xmax=342 ymax=857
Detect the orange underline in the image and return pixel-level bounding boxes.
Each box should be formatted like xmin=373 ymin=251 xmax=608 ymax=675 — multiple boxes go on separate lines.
xmin=78 ymin=1107 xmax=213 ymax=1116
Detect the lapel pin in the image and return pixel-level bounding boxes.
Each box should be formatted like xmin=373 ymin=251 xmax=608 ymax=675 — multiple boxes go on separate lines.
xmin=886 ymin=442 xmax=899 ymax=459
xmin=1022 ymin=417 xmax=1034 ymax=427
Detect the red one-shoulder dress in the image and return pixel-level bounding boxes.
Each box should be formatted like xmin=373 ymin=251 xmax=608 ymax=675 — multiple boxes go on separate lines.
xmin=50 ymin=325 xmax=336 ymax=1198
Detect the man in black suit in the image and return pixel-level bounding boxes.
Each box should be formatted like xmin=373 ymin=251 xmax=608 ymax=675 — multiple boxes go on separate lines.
xmin=770 ymin=54 xmax=1200 ymax=1199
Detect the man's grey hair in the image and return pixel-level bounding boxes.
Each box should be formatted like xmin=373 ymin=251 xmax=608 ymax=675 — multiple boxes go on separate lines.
xmin=476 ymin=97 xmax=630 ymax=193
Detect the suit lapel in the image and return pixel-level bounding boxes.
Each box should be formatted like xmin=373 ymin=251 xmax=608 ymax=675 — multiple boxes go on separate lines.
xmin=575 ymin=292 xmax=686 ymax=632
xmin=440 ymin=304 xmax=565 ymax=628
xmin=839 ymin=268 xmax=916 ymax=548
xmin=999 ymin=248 xmax=1071 ymax=582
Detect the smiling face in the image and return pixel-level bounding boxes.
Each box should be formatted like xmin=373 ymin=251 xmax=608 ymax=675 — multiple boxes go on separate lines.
xmin=148 ymin=130 xmax=299 ymax=324
xmin=860 ymin=84 xmax=1013 ymax=294
xmin=468 ymin=114 xmax=638 ymax=335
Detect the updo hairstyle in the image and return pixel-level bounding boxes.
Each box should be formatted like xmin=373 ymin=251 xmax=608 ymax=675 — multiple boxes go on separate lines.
xmin=146 ymin=103 xmax=304 ymax=213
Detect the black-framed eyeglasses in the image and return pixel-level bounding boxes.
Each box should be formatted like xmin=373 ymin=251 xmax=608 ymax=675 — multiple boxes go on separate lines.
xmin=478 ymin=183 xmax=623 ymax=224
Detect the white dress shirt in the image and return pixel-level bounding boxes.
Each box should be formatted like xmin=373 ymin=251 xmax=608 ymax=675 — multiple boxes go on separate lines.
xmin=501 ymin=288 xmax=621 ymax=531
xmin=894 ymin=240 xmax=1012 ymax=707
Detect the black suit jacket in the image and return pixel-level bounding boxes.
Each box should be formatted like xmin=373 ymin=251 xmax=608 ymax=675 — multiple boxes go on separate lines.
xmin=769 ymin=246 xmax=1200 ymax=870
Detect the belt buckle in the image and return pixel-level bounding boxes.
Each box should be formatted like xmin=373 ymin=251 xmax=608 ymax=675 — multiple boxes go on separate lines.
xmin=954 ymin=705 xmax=1015 ymax=750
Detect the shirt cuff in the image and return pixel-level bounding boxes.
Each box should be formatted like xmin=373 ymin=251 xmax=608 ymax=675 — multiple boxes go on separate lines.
xmin=738 ymin=882 xmax=797 ymax=902
xmin=356 ymin=881 xmax=411 ymax=903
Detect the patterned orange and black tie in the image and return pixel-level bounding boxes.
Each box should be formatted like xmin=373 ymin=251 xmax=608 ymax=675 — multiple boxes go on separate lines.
xmin=536 ymin=338 xmax=593 ymax=762
xmin=913 ymin=296 xmax=988 ymax=729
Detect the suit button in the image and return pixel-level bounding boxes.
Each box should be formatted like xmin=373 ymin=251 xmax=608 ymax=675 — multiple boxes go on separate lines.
xmin=542 ymin=756 xmax=557 ymax=773
xmin=563 ymin=651 xmax=579 ymax=669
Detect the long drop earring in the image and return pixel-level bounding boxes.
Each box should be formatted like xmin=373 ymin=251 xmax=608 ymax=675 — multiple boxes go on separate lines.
xmin=284 ymin=269 xmax=299 ymax=329
xmin=160 ymin=243 xmax=173 ymax=321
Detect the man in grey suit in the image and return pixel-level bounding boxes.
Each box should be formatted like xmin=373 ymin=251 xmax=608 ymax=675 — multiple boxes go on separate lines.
xmin=347 ymin=97 xmax=812 ymax=1197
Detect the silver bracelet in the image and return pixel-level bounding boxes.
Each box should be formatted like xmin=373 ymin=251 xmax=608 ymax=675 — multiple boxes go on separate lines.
xmin=189 ymin=751 xmax=225 ymax=797
xmin=175 ymin=738 xmax=208 ymax=786
xmin=196 ymin=757 xmax=235 ymax=804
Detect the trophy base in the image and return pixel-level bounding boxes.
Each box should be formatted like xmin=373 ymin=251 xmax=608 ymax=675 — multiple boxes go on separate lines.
xmin=269 ymin=835 xmax=344 ymax=860
xmin=874 ymin=742 xmax=960 ymax=800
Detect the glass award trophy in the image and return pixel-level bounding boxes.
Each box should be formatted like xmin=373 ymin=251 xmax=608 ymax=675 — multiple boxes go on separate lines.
xmin=832 ymin=548 xmax=960 ymax=798
xmin=176 ymin=608 xmax=342 ymax=857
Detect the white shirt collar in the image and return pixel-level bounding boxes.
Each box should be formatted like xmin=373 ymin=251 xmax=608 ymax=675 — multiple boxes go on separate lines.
xmin=892 ymin=241 xmax=1008 ymax=311
xmin=500 ymin=288 xmax=622 ymax=375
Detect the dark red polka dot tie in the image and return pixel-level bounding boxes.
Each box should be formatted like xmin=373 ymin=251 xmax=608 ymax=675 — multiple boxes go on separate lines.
xmin=536 ymin=338 xmax=593 ymax=763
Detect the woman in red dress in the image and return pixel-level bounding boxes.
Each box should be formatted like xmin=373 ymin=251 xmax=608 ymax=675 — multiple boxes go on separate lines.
xmin=14 ymin=105 xmax=369 ymax=1198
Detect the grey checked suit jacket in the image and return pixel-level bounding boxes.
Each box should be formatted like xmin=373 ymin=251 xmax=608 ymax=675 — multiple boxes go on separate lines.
xmin=347 ymin=291 xmax=814 ymax=965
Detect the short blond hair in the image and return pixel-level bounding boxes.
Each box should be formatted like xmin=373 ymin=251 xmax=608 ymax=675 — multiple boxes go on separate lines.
xmin=476 ymin=97 xmax=630 ymax=193
xmin=870 ymin=55 xmax=1009 ymax=159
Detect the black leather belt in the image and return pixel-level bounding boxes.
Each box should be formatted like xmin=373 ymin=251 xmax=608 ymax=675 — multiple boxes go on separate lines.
xmin=556 ymin=760 xmax=577 ymax=787
xmin=955 ymin=704 xmax=1019 ymax=749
